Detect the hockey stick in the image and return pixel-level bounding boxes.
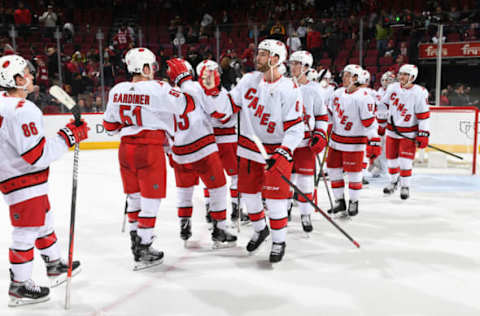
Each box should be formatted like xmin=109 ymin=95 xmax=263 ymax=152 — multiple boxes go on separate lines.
xmin=121 ymin=198 xmax=127 ymax=233
xmin=49 ymin=85 xmax=81 ymax=310
xmin=389 ymin=117 xmax=463 ymax=160
xmin=236 ymin=111 xmax=241 ymax=232
xmin=250 ymin=134 xmax=360 ymax=249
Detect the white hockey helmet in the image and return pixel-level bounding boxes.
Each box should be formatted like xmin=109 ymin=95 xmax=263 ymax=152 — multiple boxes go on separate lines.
xmin=0 ymin=54 xmax=29 ymax=89
xmin=381 ymin=71 xmax=395 ymax=87
xmin=358 ymin=69 xmax=370 ymax=85
xmin=289 ymin=50 xmax=313 ymax=68
xmin=183 ymin=60 xmax=194 ymax=76
xmin=318 ymin=68 xmax=332 ymax=87
xmin=343 ymin=64 xmax=363 ymax=84
xmin=278 ymin=63 xmax=287 ymax=75
xmin=125 ymin=47 xmax=158 ymax=78
xmin=196 ymin=59 xmax=220 ymax=78
xmin=258 ymin=39 xmax=287 ymax=67
xmin=398 ymin=64 xmax=418 ymax=82
xmin=306 ymin=68 xmax=319 ymax=81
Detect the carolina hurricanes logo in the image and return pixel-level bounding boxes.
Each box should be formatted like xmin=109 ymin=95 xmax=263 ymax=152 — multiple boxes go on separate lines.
xmin=2 ymin=61 xmax=9 ymax=68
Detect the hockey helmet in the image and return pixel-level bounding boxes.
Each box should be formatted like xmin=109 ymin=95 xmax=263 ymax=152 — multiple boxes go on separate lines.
xmin=289 ymin=50 xmax=313 ymax=68
xmin=125 ymin=47 xmax=158 ymax=78
xmin=398 ymin=64 xmax=418 ymax=83
xmin=258 ymin=39 xmax=287 ymax=67
xmin=0 ymin=54 xmax=29 ymax=89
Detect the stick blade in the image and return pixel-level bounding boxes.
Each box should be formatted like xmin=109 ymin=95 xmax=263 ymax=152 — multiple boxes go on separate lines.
xmin=49 ymin=85 xmax=76 ymax=110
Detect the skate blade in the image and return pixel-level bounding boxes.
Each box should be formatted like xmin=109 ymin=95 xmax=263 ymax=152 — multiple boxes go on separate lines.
xmin=334 ymin=212 xmax=351 ymax=220
xmin=212 ymin=240 xmax=237 ymax=249
xmin=133 ymin=259 xmax=164 ymax=271
xmin=8 ymin=295 xmax=50 ymax=307
xmin=49 ymin=267 xmax=82 ymax=288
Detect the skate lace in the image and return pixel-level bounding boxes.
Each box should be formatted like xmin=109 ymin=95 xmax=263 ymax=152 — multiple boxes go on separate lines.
xmin=24 ymin=279 xmax=41 ymax=293
xmin=271 ymin=243 xmax=283 ymax=255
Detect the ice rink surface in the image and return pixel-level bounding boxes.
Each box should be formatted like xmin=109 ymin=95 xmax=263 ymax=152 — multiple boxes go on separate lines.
xmin=1 ymin=149 xmax=479 ymax=316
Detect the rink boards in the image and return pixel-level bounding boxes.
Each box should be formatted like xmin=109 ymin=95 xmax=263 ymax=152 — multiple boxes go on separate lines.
xmin=43 ymin=110 xmax=480 ymax=153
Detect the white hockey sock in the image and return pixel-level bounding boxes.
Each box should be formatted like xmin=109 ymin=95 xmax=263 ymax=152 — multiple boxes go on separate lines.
xmin=137 ymin=197 xmax=161 ymax=245
xmin=295 ymin=174 xmax=313 ymax=215
xmin=35 ymin=211 xmax=60 ymax=262
xmin=347 ymin=171 xmax=363 ymax=201
xmin=242 ymin=193 xmax=266 ymax=232
xmin=399 ymin=157 xmax=413 ymax=187
xmin=127 ymin=193 xmax=141 ymax=232
xmin=328 ymin=167 xmax=345 ymax=200
xmin=266 ymin=199 xmax=288 ymax=243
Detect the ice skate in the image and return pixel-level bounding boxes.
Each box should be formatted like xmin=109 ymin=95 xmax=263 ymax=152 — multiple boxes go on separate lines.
xmin=8 ymin=279 xmax=50 ymax=307
xmin=383 ymin=179 xmax=399 ymax=195
xmin=180 ymin=218 xmax=192 ymax=247
xmin=130 ymin=230 xmax=141 ymax=259
xmin=133 ymin=243 xmax=164 ymax=271
xmin=246 ymin=225 xmax=270 ymax=253
xmin=46 ymin=258 xmax=81 ymax=288
xmin=269 ymin=242 xmax=286 ymax=263
xmin=400 ymin=186 xmax=410 ymax=200
xmin=211 ymin=224 xmax=237 ymax=249
xmin=327 ymin=198 xmax=347 ymax=215
xmin=231 ymin=202 xmax=250 ymax=226
xmin=205 ymin=203 xmax=212 ymax=223
xmin=347 ymin=200 xmax=359 ymax=217
xmin=301 ymin=214 xmax=313 ymax=233
xmin=362 ymin=177 xmax=369 ymax=185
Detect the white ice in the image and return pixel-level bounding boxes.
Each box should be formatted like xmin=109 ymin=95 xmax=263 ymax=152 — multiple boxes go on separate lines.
xmin=1 ymin=149 xmax=480 ymax=316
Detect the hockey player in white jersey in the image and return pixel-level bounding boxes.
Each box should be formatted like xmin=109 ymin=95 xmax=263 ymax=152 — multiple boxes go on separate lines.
xmin=327 ymin=64 xmax=380 ymax=217
xmin=0 ymin=55 xmax=88 ymax=306
xmin=378 ymin=64 xmax=430 ymax=200
xmin=103 ymin=48 xmax=196 ymax=269
xmin=288 ymin=51 xmax=328 ymax=232
xmin=195 ymin=60 xmax=247 ymax=225
xmin=166 ymin=58 xmax=237 ymax=248
xmin=200 ymin=39 xmax=304 ymax=263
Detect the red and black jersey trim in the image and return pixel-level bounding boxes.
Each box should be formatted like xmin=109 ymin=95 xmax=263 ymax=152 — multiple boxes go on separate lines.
xmin=314 ymin=114 xmax=328 ymax=122
xmin=172 ymin=134 xmax=216 ymax=156
xmin=377 ymin=118 xmax=387 ymax=124
xmin=238 ymin=135 xmax=279 ymax=155
xmin=228 ymin=93 xmax=241 ymax=113
xmin=213 ymin=127 xmax=236 ymax=136
xmin=0 ymin=168 xmax=49 ymax=194
xmin=386 ymin=123 xmax=418 ymax=133
xmin=103 ymin=120 xmax=123 ymax=132
xmin=330 ymin=132 xmax=367 ymax=145
xmin=283 ymin=117 xmax=302 ymax=131
xmin=183 ymin=93 xmax=196 ymax=115
xmin=361 ymin=116 xmax=375 ymax=128
xmin=211 ymin=111 xmax=227 ymax=119
xmin=21 ymin=137 xmax=46 ymax=165
xmin=416 ymin=111 xmax=430 ymax=120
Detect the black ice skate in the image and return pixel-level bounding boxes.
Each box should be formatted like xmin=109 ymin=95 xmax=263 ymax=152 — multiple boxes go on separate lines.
xmin=130 ymin=230 xmax=141 ymax=260
xmin=133 ymin=243 xmax=164 ymax=271
xmin=348 ymin=200 xmax=359 ymax=217
xmin=8 ymin=279 xmax=50 ymax=307
xmin=301 ymin=214 xmax=313 ymax=233
xmin=205 ymin=203 xmax=212 ymax=223
xmin=246 ymin=225 xmax=270 ymax=253
xmin=400 ymin=186 xmax=410 ymax=200
xmin=383 ymin=179 xmax=399 ymax=195
xmin=362 ymin=177 xmax=369 ymax=185
xmin=211 ymin=223 xmax=237 ymax=249
xmin=327 ymin=198 xmax=347 ymax=215
xmin=180 ymin=218 xmax=192 ymax=247
xmin=45 ymin=258 xmax=81 ymax=288
xmin=269 ymin=242 xmax=286 ymax=263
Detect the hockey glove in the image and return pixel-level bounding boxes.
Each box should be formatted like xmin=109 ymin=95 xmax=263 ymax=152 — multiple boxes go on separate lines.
xmin=266 ymin=146 xmax=293 ymax=177
xmin=166 ymin=58 xmax=192 ymax=86
xmin=308 ymin=129 xmax=327 ymax=154
xmin=199 ymin=66 xmax=221 ymax=96
xmin=58 ymin=120 xmax=89 ymax=148
xmin=378 ymin=125 xmax=386 ymax=136
xmin=366 ymin=137 xmax=381 ymax=159
xmin=416 ymin=130 xmax=429 ymax=149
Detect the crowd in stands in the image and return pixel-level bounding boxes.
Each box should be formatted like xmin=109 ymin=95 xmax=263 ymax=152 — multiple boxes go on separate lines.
xmin=0 ymin=0 xmax=478 ymax=113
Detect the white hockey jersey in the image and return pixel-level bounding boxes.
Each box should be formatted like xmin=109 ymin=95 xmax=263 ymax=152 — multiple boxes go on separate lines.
xmin=297 ymin=80 xmax=328 ymax=148
xmin=212 ymin=71 xmax=304 ymax=163
xmin=209 ymin=87 xmax=238 ymax=144
xmin=0 ymin=97 xmax=69 ymax=206
xmin=379 ymin=82 xmax=430 ymax=139
xmin=103 ymin=80 xmax=193 ymax=140
xmin=328 ymin=87 xmax=378 ymax=152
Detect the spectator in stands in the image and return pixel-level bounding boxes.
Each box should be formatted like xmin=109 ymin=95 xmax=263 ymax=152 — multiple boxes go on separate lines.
xmin=270 ymin=20 xmax=286 ymax=40
xmin=464 ymin=86 xmax=479 ymax=107
xmin=399 ymin=41 xmax=408 ymax=57
xmin=375 ymin=18 xmax=391 ymax=56
xmin=432 ymin=31 xmax=446 ymax=44
xmin=384 ymin=39 xmax=397 ymax=58
xmin=186 ymin=46 xmax=202 ymax=70
xmin=38 ymin=5 xmax=57 ymax=38
xmin=258 ymin=23 xmax=268 ymax=38
xmin=77 ymin=97 xmax=87 ymax=113
xmin=46 ymin=46 xmax=59 ymax=79
xmin=440 ymin=89 xmax=450 ymax=105
xmin=287 ymin=31 xmax=302 ymax=52
xmin=447 ymin=6 xmax=460 ymax=23
xmin=113 ymin=25 xmax=133 ymax=55
xmin=93 ymin=96 xmax=103 ymax=112
xmin=449 ymin=83 xmax=468 ymax=106
xmin=0 ymin=6 xmax=14 ymax=36
xmin=34 ymin=56 xmax=49 ymax=91
xmin=63 ymin=22 xmax=74 ymax=42
xmin=241 ymin=42 xmax=255 ymax=72
xmin=13 ymin=2 xmax=31 ymax=39
xmin=296 ymin=19 xmax=308 ymax=47
xmin=27 ymin=85 xmax=50 ymax=110
xmin=306 ymin=25 xmax=322 ymax=60
xmin=103 ymin=56 xmax=115 ymax=87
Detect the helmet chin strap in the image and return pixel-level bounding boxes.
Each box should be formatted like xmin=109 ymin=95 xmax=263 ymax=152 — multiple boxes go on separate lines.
xmin=14 ymin=76 xmax=30 ymax=92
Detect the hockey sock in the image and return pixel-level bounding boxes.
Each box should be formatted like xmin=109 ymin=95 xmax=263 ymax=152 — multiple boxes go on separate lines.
xmin=243 ymin=193 xmax=266 ymax=232
xmin=10 ymin=227 xmax=37 ymax=282
xmin=347 ymin=171 xmax=363 ymax=201
xmin=295 ymin=174 xmax=314 ymax=215
xmin=127 ymin=193 xmax=141 ymax=232
xmin=208 ymin=185 xmax=228 ymax=223
xmin=35 ymin=212 xmax=60 ymax=263
xmin=266 ymin=199 xmax=288 ymax=243
xmin=328 ymin=167 xmax=345 ymax=200
xmin=387 ymin=158 xmax=400 ymax=183
xmin=399 ymin=157 xmax=413 ymax=187
xmin=137 ymin=197 xmax=161 ymax=245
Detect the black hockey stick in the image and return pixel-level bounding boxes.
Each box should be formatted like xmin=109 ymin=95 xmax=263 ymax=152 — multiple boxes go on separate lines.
xmin=236 ymin=111 xmax=241 ymax=232
xmin=389 ymin=117 xmax=463 ymax=160
xmin=250 ymin=135 xmax=360 ymax=249
xmin=121 ymin=198 xmax=128 ymax=233
xmin=49 ymin=86 xmax=81 ymax=309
